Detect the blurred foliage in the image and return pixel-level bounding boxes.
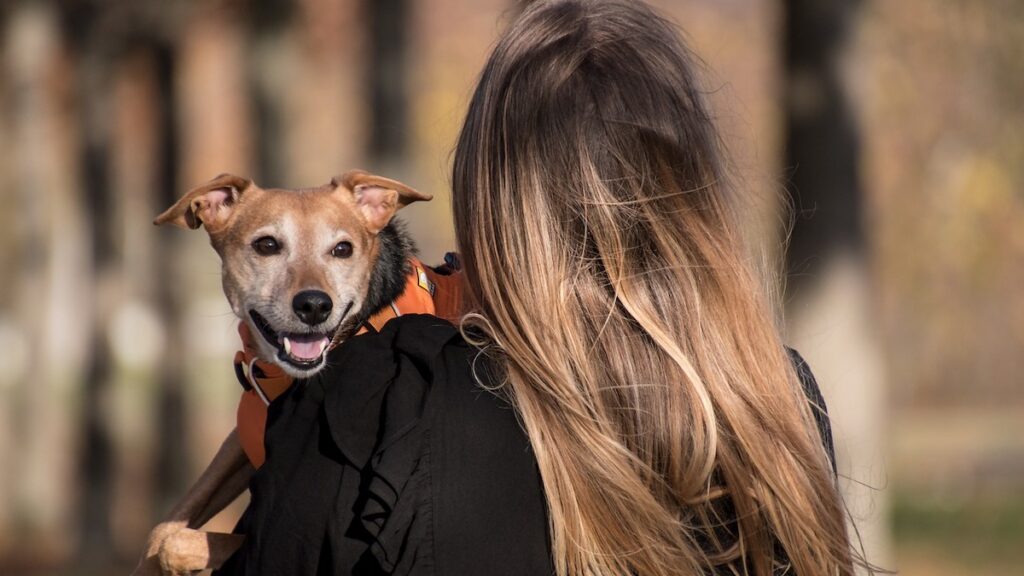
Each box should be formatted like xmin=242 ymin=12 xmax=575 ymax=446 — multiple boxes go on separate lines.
xmin=863 ymin=0 xmax=1024 ymax=406
xmin=893 ymin=492 xmax=1024 ymax=574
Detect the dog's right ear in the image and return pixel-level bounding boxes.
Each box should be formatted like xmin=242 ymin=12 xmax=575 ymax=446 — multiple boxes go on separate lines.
xmin=332 ymin=170 xmax=432 ymax=234
xmin=154 ymin=173 xmax=252 ymax=230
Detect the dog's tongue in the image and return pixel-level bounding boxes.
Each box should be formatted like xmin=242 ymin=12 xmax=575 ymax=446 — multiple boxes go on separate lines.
xmin=283 ymin=334 xmax=330 ymax=361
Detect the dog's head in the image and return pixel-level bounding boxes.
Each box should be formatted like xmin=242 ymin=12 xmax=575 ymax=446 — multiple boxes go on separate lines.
xmin=154 ymin=170 xmax=431 ymax=377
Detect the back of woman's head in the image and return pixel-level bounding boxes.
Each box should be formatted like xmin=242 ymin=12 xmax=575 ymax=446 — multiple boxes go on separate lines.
xmin=453 ymin=1 xmax=858 ymax=574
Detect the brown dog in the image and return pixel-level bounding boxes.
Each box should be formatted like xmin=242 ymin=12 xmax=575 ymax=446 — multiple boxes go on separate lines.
xmin=133 ymin=171 xmax=431 ymax=575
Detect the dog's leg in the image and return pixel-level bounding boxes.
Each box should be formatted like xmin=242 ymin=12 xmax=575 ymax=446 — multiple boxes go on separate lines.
xmin=189 ymin=451 xmax=253 ymax=528
xmin=158 ymin=530 xmax=245 ymax=575
xmin=166 ymin=428 xmax=253 ymax=528
xmin=132 ymin=429 xmax=252 ymax=576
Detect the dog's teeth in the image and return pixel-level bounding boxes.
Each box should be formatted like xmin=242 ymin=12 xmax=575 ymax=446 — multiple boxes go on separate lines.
xmin=283 ymin=337 xmax=292 ymax=356
xmin=318 ymin=340 xmax=328 ymax=355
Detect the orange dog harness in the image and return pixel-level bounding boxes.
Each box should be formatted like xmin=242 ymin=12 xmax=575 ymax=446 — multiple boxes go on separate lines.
xmin=234 ymin=257 xmax=463 ymax=468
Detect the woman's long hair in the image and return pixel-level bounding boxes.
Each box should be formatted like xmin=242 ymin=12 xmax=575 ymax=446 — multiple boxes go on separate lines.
xmin=452 ymin=1 xmax=859 ymax=574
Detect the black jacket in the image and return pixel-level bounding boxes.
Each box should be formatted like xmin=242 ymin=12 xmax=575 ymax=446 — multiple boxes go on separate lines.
xmin=215 ymin=314 xmax=833 ymax=575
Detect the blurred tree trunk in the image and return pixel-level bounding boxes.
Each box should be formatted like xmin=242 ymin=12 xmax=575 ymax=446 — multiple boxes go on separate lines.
xmin=783 ymin=0 xmax=864 ymax=288
xmin=247 ymin=0 xmax=294 ymax=187
xmin=781 ymin=0 xmax=889 ymax=570
xmin=367 ymin=0 xmax=409 ymax=167
xmin=282 ymin=0 xmax=365 ymax=183
xmin=151 ymin=41 xmax=192 ymax=521
xmin=75 ymin=24 xmax=116 ymax=565
xmin=60 ymin=0 xmax=194 ymax=559
xmin=5 ymin=3 xmax=84 ymax=555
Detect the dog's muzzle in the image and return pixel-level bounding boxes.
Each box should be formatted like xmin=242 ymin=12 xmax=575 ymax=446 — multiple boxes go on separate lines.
xmin=248 ymin=302 xmax=353 ymax=372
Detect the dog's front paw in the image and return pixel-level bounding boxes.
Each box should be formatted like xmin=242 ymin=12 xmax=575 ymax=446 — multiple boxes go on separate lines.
xmin=158 ymin=527 xmax=210 ymax=575
xmin=131 ymin=521 xmax=188 ymax=576
xmin=158 ymin=528 xmax=246 ymax=575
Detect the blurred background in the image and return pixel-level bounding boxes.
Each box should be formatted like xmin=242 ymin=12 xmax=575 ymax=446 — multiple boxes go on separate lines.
xmin=0 ymin=0 xmax=1021 ymax=574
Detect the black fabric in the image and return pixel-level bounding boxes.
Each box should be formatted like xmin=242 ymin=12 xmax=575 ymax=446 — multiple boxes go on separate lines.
xmin=215 ymin=315 xmax=834 ymax=576
xmin=215 ymin=314 xmax=553 ymax=576
xmin=786 ymin=346 xmax=836 ymax=474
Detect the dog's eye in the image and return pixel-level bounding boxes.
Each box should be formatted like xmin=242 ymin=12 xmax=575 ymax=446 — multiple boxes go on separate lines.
xmin=252 ymin=236 xmax=281 ymax=256
xmin=332 ymin=241 xmax=353 ymax=259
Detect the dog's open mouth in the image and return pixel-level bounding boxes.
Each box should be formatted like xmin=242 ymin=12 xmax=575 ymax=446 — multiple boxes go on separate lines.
xmin=248 ymin=308 xmax=348 ymax=370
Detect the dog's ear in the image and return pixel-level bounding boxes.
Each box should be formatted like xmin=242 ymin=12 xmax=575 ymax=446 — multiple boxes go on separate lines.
xmin=332 ymin=170 xmax=432 ymax=234
xmin=154 ymin=173 xmax=252 ymax=230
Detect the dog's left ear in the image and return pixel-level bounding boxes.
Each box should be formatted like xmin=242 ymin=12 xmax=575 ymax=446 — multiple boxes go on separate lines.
xmin=154 ymin=173 xmax=253 ymax=231
xmin=333 ymin=170 xmax=432 ymax=234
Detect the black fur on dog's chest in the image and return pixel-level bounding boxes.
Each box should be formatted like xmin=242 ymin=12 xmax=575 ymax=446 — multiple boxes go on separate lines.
xmin=357 ymin=220 xmax=416 ymax=324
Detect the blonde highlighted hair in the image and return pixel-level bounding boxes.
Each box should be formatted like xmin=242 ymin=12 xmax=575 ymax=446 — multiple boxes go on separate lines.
xmin=453 ymin=1 xmax=863 ymax=574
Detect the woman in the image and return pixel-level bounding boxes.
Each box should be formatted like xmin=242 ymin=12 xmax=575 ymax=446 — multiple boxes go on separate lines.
xmin=218 ymin=1 xmax=861 ymax=574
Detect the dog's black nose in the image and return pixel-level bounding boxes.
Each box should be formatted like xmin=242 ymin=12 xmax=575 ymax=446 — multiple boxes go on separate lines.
xmin=293 ymin=290 xmax=333 ymax=326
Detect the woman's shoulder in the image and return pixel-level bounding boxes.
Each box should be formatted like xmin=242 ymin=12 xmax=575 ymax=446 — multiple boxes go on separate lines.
xmin=392 ymin=315 xmax=554 ymax=572
xmin=427 ymin=333 xmax=555 ymax=575
xmin=319 ymin=314 xmax=514 ymax=456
